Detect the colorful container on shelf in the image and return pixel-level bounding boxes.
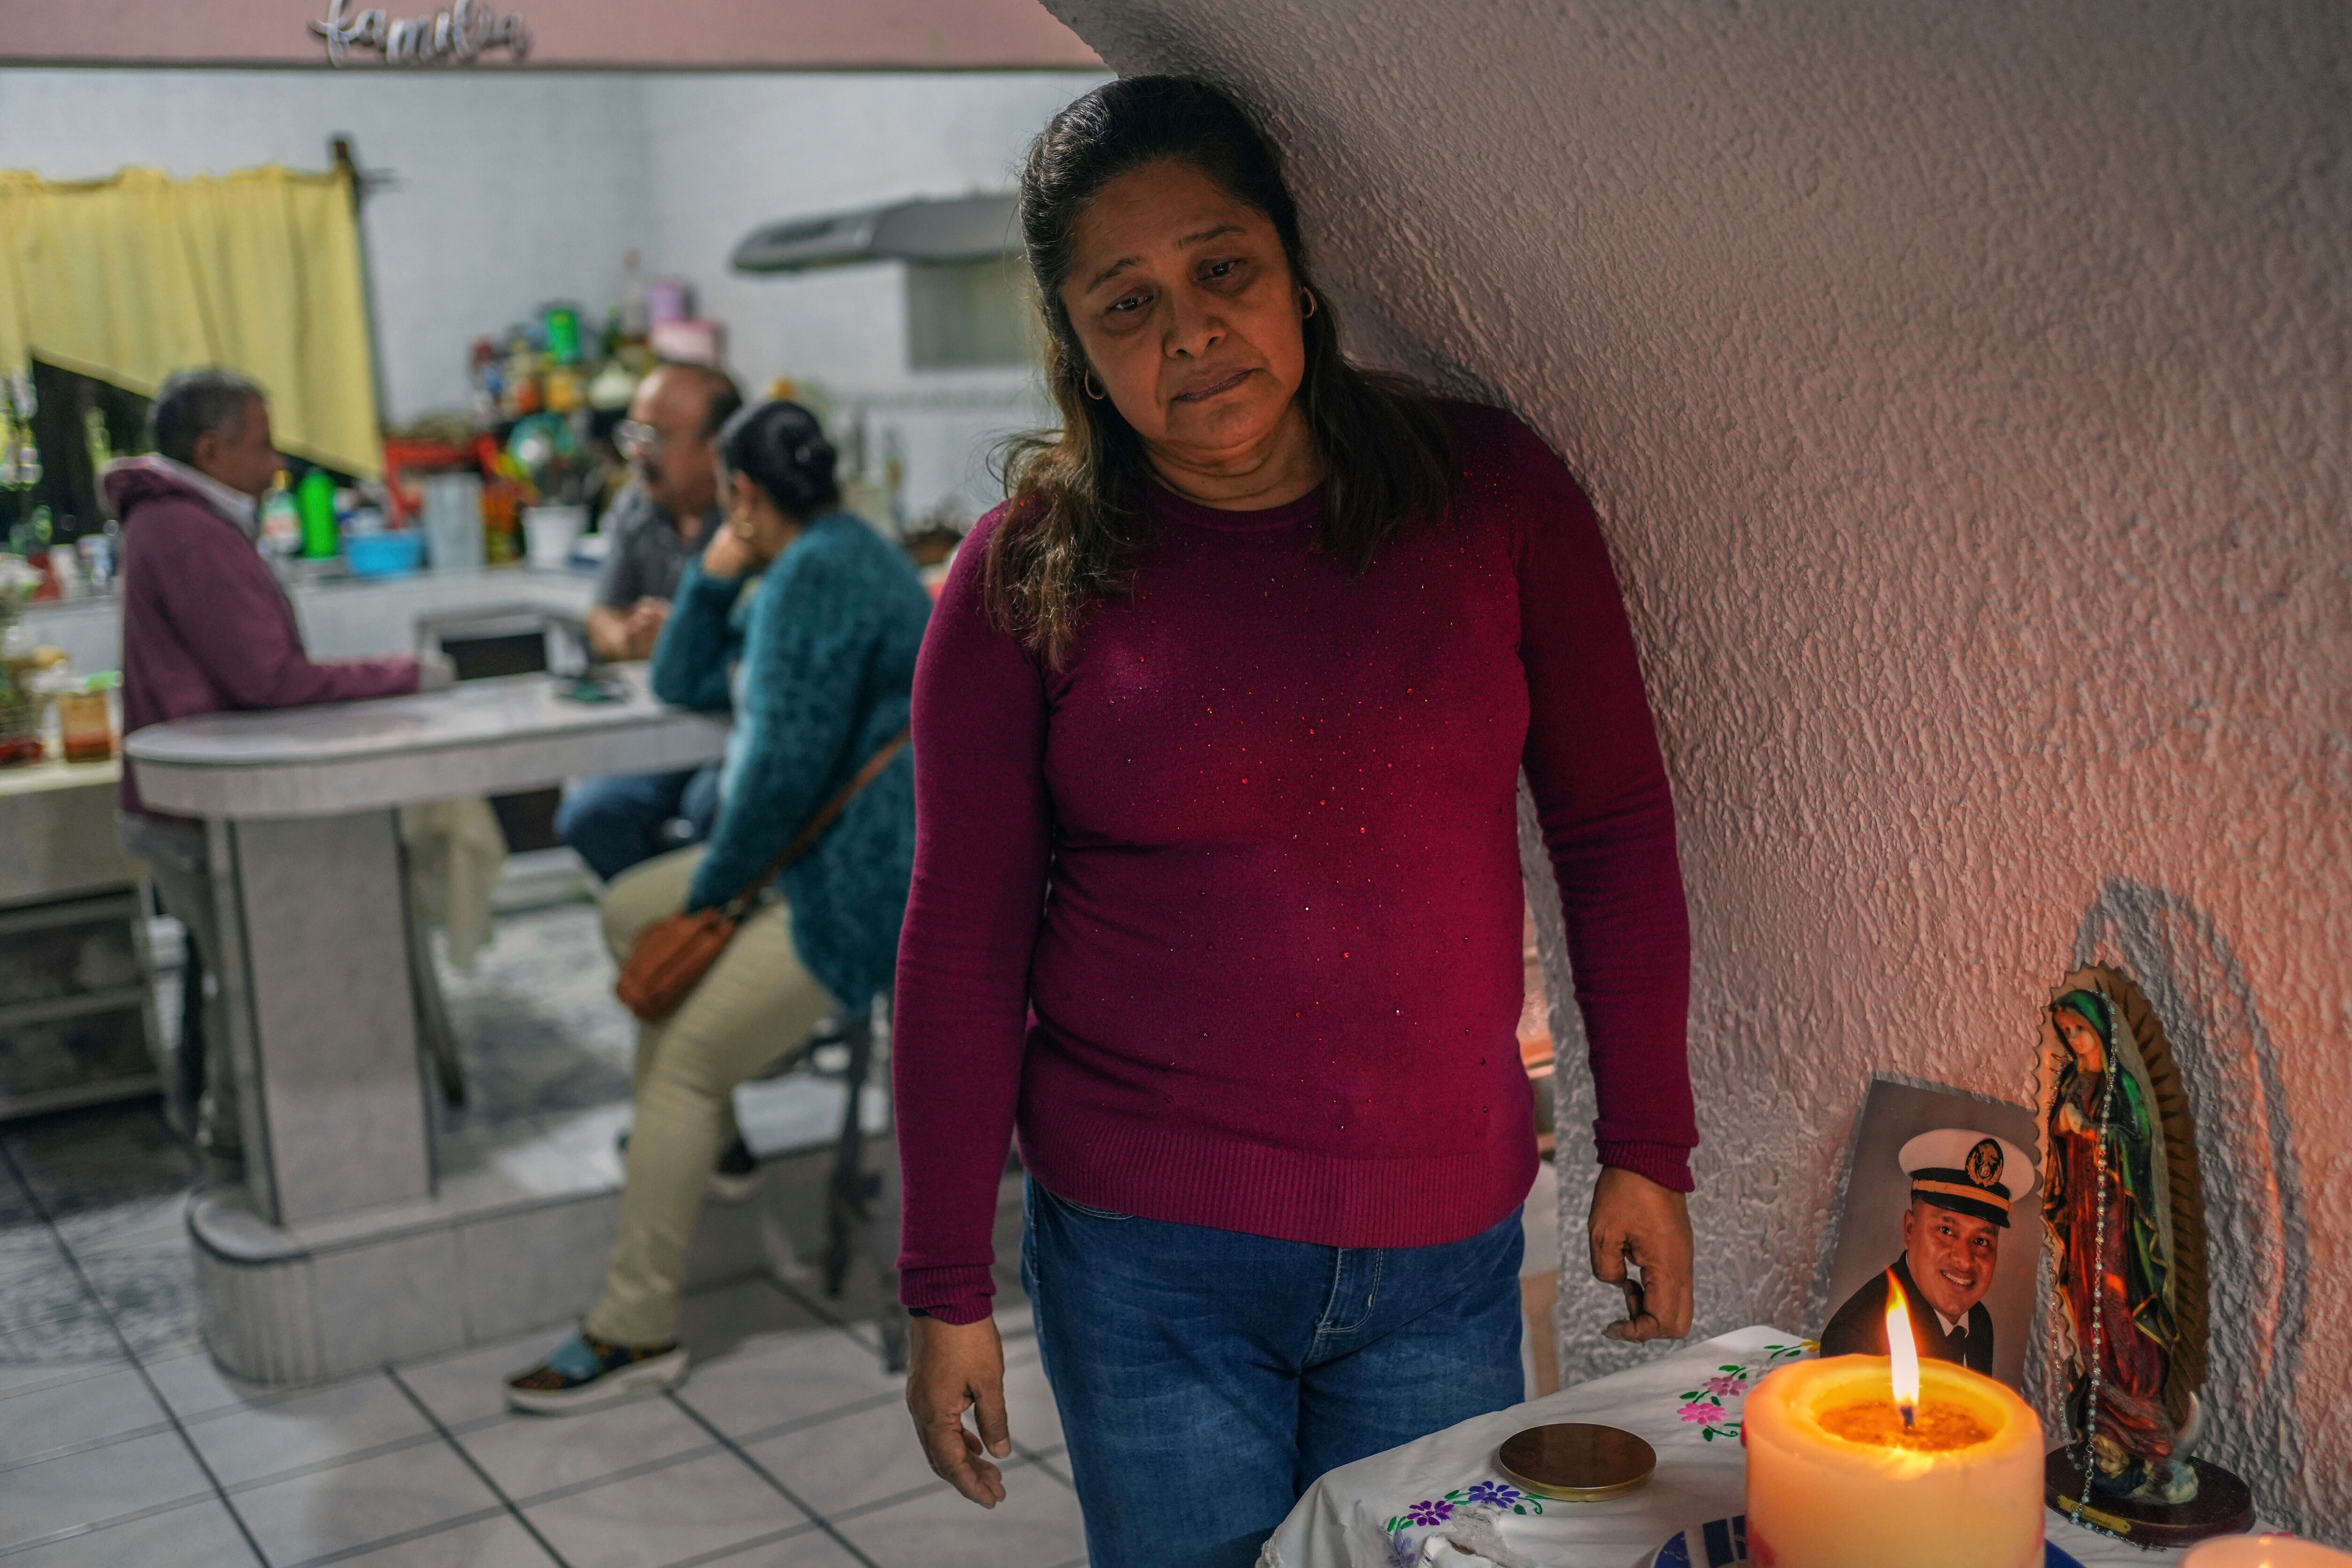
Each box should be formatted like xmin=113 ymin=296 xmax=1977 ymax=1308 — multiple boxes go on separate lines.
xmin=343 ymin=531 xmax=425 ymax=577
xmin=296 ymin=469 xmax=340 ymax=559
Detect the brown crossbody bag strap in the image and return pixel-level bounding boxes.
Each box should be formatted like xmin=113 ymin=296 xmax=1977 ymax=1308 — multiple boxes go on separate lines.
xmin=613 ymin=727 xmax=909 ymax=1021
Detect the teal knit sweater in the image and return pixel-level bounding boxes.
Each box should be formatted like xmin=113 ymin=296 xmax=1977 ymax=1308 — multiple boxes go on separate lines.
xmin=650 ymin=512 xmax=930 ymax=1009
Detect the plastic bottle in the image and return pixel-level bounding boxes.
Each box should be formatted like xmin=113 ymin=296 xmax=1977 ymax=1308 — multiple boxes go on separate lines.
xmin=296 ymin=470 xmax=340 ymax=559
xmin=543 ymin=304 xmax=582 ymax=366
xmin=617 ymin=251 xmax=650 ymax=340
xmin=260 ymin=483 xmax=302 ymax=556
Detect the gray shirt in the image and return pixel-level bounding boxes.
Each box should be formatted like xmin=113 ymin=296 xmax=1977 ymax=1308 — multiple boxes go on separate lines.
xmin=593 ymin=483 xmax=716 ymax=609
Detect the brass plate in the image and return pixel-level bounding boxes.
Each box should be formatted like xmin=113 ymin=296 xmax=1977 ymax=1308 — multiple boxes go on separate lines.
xmin=1496 ymin=1423 xmax=1657 ymax=1502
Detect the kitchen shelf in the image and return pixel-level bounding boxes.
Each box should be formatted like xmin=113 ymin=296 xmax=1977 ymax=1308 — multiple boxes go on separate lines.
xmin=0 ymin=984 xmax=151 ymax=1032
xmin=0 ymin=891 xmax=140 ymax=941
xmin=0 ymin=1073 xmax=163 ymax=1122
xmin=0 ymin=885 xmax=163 ymax=1123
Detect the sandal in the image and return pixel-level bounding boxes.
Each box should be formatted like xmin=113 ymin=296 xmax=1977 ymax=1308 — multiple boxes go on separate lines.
xmin=505 ymin=1329 xmax=686 ymax=1414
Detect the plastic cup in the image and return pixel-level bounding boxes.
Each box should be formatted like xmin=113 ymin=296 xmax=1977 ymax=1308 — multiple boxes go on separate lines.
xmin=524 ymin=504 xmax=587 ymax=571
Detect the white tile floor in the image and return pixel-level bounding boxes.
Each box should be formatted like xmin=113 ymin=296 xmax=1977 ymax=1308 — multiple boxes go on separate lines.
xmin=0 ymin=1085 xmax=1083 ymax=1568
xmin=1 ymin=1268 xmax=1087 ymax=1568
xmin=0 ymin=892 xmax=1088 ymax=1568
xmin=0 ymin=893 xmax=1563 ymax=1568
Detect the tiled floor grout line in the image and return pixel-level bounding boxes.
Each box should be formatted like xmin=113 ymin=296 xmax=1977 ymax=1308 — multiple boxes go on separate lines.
xmin=216 ymin=1429 xmax=452 ymax=1496
xmin=663 ymin=1390 xmax=886 ymax=1568
xmin=0 ymin=1493 xmax=222 ymax=1561
xmin=383 ymin=1365 xmax=576 ymax=1568
xmin=0 ymin=1357 xmax=127 ymax=1402
xmin=763 ymin=1274 xmax=885 ymax=1352
xmin=0 ymin=1418 xmax=177 ymax=1476
xmin=171 ymin=1369 xmax=363 ymax=1425
xmin=0 ymin=1138 xmax=272 ymax=1568
xmin=653 ymin=1520 xmax=832 ymax=1568
xmin=501 ymin=1437 xmax=722 ymax=1510
xmin=1024 ymin=1450 xmax=1079 ymax=1493
xmin=1013 ymin=1441 xmax=1077 ymax=1491
xmin=281 ymin=1504 xmax=509 ymax=1568
xmin=715 ymin=1387 xmax=906 ymax=1447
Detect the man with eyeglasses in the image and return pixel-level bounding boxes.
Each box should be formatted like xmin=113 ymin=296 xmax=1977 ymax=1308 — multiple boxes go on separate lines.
xmin=558 ymin=362 xmax=745 ymax=882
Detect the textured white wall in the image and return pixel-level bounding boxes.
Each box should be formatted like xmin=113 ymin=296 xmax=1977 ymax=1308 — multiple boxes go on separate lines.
xmin=1049 ymin=1 xmax=2351 ymax=1536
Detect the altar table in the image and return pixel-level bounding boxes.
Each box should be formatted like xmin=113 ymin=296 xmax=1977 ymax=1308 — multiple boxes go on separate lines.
xmin=1259 ymin=1325 xmax=2191 ymax=1568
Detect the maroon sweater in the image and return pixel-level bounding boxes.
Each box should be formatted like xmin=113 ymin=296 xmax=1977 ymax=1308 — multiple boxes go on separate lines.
xmin=893 ymin=403 xmax=1694 ymax=1324
xmin=108 ymin=459 xmax=419 ymax=820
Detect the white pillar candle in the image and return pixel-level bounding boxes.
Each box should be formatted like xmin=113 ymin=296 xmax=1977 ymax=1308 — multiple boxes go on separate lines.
xmin=1744 ymin=1288 xmax=2043 ymax=1568
xmin=2185 ymin=1539 xmax=2352 ymax=1568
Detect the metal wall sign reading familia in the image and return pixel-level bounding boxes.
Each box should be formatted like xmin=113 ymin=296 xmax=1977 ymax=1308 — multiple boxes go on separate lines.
xmin=310 ymin=0 xmax=530 ymax=66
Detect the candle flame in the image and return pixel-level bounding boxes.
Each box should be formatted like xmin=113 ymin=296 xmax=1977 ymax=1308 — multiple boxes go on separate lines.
xmin=1884 ymin=1271 xmax=1920 ymax=1422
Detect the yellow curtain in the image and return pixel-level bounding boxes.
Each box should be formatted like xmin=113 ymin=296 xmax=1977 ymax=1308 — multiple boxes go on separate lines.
xmin=0 ymin=166 xmax=381 ymax=478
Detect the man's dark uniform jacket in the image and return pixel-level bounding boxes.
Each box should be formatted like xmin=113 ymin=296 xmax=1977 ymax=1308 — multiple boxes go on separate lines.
xmin=1820 ymin=1253 xmax=1993 ymax=1374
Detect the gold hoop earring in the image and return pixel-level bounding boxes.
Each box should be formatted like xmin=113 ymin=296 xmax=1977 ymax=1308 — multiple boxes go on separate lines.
xmin=1083 ymin=372 xmax=1107 ymax=401
xmin=1299 ymin=288 xmax=1318 ymax=319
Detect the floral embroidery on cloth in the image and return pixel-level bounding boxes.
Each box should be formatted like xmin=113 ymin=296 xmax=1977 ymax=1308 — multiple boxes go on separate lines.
xmin=1674 ymin=1340 xmax=1813 ymax=1441
xmin=1381 ymin=1481 xmax=1543 ymax=1566
xmin=1365 ymin=1339 xmax=1817 ymax=1565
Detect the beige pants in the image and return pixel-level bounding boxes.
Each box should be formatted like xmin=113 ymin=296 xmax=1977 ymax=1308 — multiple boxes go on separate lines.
xmin=584 ymin=846 xmax=834 ymax=1346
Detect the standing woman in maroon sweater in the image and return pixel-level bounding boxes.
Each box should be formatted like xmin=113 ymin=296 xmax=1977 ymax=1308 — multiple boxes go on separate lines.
xmin=894 ymin=76 xmax=1698 ymax=1566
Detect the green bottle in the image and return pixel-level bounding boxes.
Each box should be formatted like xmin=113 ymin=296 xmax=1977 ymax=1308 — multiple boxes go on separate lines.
xmin=296 ymin=469 xmax=339 ymax=559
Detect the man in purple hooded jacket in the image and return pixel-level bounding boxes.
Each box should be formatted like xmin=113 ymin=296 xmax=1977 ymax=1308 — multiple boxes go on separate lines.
xmin=107 ymin=369 xmax=445 ymax=1156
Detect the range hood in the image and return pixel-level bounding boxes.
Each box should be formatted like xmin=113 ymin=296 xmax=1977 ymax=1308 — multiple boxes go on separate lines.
xmin=730 ymin=193 xmax=1019 ymax=275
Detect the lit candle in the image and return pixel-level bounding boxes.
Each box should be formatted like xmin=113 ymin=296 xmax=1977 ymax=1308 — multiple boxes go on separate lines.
xmin=2184 ymin=1538 xmax=2352 ymax=1568
xmin=1745 ymin=1275 xmax=2044 ymax=1567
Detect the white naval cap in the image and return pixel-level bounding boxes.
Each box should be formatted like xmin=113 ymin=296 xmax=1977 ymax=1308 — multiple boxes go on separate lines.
xmin=1898 ymin=1128 xmax=2035 ymax=1228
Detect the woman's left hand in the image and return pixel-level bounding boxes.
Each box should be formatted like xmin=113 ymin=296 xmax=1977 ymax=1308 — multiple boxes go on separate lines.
xmin=1588 ymin=1165 xmax=1695 ymax=1342
xmin=701 ymin=523 xmax=759 ymax=580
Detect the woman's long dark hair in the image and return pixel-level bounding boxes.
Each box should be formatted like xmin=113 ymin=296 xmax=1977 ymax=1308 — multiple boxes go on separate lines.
xmin=990 ymin=76 xmax=1453 ymax=665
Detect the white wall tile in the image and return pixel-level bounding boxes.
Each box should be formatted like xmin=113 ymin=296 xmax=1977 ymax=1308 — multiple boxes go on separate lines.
xmin=313 ymin=1228 xmax=470 ymax=1372
xmin=455 ymin=1193 xmax=614 ymax=1345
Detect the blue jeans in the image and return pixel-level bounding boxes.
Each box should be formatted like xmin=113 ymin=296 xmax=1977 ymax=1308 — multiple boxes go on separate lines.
xmin=556 ymin=766 xmax=719 ymax=882
xmin=1021 ymin=1178 xmax=1525 ymax=1568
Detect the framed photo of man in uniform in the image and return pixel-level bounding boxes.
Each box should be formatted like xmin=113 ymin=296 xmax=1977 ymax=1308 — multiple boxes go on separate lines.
xmin=1819 ymin=1076 xmax=2042 ymax=1394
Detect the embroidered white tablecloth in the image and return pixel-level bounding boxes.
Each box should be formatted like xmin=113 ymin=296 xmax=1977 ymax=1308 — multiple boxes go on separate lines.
xmin=1258 ymin=1325 xmax=2189 ymax=1568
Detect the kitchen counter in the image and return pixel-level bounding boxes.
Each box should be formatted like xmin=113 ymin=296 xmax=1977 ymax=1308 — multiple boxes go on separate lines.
xmin=0 ymin=755 xmax=143 ymax=906
xmin=16 ymin=563 xmax=596 ymax=674
xmin=128 ymin=666 xmax=725 ymax=819
xmin=124 ymin=667 xmax=727 ymax=1382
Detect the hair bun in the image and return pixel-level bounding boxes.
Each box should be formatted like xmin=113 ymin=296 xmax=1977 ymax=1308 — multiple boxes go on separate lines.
xmin=715 ymin=399 xmax=841 ymax=522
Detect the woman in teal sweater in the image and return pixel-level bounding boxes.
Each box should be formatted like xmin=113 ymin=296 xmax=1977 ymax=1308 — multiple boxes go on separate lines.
xmin=510 ymin=400 xmax=931 ymax=1411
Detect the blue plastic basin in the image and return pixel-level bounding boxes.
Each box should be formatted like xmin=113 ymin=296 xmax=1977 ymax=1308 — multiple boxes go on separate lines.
xmin=344 ymin=531 xmax=425 ymax=577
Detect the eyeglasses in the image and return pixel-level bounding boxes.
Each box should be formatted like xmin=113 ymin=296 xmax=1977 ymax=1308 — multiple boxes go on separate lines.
xmin=613 ymin=420 xmax=667 ymax=460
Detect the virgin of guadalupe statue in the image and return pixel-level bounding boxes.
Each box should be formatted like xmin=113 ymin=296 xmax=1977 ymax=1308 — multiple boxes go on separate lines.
xmin=2041 ymin=966 xmax=2214 ymax=1516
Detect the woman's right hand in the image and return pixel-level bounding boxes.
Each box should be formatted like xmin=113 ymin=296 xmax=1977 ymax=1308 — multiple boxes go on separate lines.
xmin=700 ymin=524 xmax=759 ymax=581
xmin=905 ymin=1313 xmax=1013 ymax=1507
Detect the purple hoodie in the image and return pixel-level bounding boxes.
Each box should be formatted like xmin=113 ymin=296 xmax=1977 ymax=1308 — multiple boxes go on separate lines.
xmin=107 ymin=458 xmax=419 ymax=820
